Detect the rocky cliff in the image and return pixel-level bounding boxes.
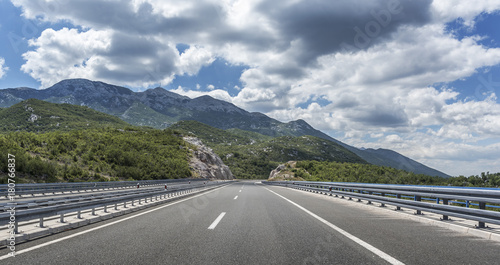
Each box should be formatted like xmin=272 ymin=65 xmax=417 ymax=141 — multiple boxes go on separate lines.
xmin=183 ymin=136 xmax=234 ymax=180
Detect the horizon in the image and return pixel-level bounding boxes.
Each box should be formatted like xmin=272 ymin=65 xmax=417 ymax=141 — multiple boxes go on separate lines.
xmin=1 ymin=1 xmax=500 ymax=176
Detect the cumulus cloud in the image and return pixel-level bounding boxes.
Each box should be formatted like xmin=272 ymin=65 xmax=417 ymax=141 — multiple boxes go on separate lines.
xmin=431 ymin=0 xmax=500 ymax=26
xmin=0 ymin=58 xmax=8 ymax=79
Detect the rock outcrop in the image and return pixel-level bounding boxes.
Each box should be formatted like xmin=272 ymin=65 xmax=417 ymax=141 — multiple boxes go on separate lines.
xmin=184 ymin=136 xmax=234 ymax=180
xmin=268 ymin=161 xmax=306 ymax=181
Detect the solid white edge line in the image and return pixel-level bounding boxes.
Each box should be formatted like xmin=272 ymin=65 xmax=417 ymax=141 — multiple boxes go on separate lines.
xmin=208 ymin=212 xmax=226 ymax=230
xmin=0 ymin=185 xmax=229 ymax=261
xmin=234 ymin=196 xmax=238 ymax=200
xmin=263 ymin=187 xmax=405 ymax=265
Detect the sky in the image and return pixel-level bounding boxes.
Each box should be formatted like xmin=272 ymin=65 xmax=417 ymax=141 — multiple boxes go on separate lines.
xmin=1 ymin=0 xmax=500 ymax=177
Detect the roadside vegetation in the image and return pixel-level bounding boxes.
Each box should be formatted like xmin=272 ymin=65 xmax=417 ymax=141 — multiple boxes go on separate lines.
xmin=280 ymin=160 xmax=500 ymax=187
xmin=0 ymin=128 xmax=192 ymax=183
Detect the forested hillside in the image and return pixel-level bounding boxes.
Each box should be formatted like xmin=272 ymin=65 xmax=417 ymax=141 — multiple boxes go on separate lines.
xmin=0 ymin=99 xmax=129 ymax=132
xmin=274 ymin=161 xmax=500 ymax=187
xmin=0 ymin=128 xmax=191 ymax=183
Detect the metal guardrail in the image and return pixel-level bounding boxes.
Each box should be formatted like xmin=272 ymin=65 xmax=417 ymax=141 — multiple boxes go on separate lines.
xmin=262 ymin=181 xmax=500 ymax=228
xmin=1 ymin=180 xmax=231 ymax=233
xmin=0 ymin=183 xmax=191 ymax=211
xmin=0 ymin=179 xmax=205 ymax=196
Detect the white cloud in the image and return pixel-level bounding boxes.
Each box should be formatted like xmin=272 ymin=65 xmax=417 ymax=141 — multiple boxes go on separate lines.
xmin=21 ymin=28 xmax=111 ymax=88
xmin=207 ymin=84 xmax=215 ymax=90
xmin=177 ymin=46 xmax=214 ymax=76
xmin=20 ymin=27 xmax=215 ymax=88
xmin=431 ymin=0 xmax=500 ymax=26
xmin=0 ymin=58 xmax=8 ymax=79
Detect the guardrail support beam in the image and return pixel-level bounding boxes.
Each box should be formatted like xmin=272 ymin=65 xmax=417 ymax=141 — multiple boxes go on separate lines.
xmin=380 ymin=193 xmax=386 ymax=207
xmin=441 ymin=199 xmax=449 ymax=220
xmin=396 ymin=194 xmax=401 ymax=210
xmin=477 ymin=202 xmax=487 ymax=228
xmin=415 ymin=196 xmax=422 ymax=215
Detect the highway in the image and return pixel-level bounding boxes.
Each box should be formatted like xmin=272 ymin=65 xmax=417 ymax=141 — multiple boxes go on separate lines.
xmin=1 ymin=181 xmax=499 ymax=264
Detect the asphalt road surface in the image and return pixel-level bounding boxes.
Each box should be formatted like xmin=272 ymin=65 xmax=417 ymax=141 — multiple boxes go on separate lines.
xmin=1 ymin=181 xmax=499 ymax=264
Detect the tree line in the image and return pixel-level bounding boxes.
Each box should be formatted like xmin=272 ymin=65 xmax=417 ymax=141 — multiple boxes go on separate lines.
xmin=293 ymin=161 xmax=500 ymax=187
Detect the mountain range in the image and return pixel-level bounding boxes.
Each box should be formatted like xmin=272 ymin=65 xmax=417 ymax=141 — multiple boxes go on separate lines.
xmin=0 ymin=78 xmax=450 ymax=178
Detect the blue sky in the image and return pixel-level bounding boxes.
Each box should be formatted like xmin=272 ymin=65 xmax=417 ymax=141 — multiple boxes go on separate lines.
xmin=1 ymin=0 xmax=500 ymax=177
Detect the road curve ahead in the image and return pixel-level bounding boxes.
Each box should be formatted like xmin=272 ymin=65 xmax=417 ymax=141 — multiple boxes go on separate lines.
xmin=1 ymin=181 xmax=499 ymax=265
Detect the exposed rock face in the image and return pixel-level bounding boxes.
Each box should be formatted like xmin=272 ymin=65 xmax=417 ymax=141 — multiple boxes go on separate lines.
xmin=269 ymin=164 xmax=287 ymax=180
xmin=268 ymin=161 xmax=305 ymax=181
xmin=184 ymin=136 xmax=234 ymax=180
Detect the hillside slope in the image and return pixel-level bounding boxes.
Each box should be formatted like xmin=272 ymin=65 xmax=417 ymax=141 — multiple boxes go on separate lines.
xmin=171 ymin=120 xmax=366 ymax=179
xmin=0 ymin=98 xmax=130 ymax=132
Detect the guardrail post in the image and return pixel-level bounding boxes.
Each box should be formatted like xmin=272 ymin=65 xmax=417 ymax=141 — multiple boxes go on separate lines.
xmin=77 ymin=210 xmax=82 ymax=219
xmin=415 ymin=196 xmax=422 ymax=215
xmin=477 ymin=202 xmax=486 ymax=228
xmin=39 ymin=217 xmax=45 ymax=228
xmin=104 ymin=205 xmax=108 ymax=213
xmin=367 ymin=191 xmax=372 ymax=204
xmin=60 ymin=213 xmax=65 ymax=223
xmin=114 ymin=203 xmax=118 ymax=210
xmin=379 ymin=193 xmax=386 ymax=207
xmin=466 ymin=200 xmax=470 ymax=208
xmin=396 ymin=194 xmax=401 ymax=210
xmin=92 ymin=208 xmax=96 ymax=216
xmin=124 ymin=201 xmax=127 ymax=208
xmin=441 ymin=199 xmax=449 ymax=220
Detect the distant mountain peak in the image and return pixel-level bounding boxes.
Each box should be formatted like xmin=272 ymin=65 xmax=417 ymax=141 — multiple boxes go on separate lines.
xmin=141 ymin=86 xmax=190 ymax=100
xmin=47 ymin=79 xmax=134 ymax=96
xmin=14 ymin=87 xmax=34 ymax=91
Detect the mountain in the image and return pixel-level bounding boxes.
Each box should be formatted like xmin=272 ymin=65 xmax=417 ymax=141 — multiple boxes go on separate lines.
xmin=0 ymin=78 xmax=450 ymax=178
xmin=354 ymin=148 xmax=449 ymax=179
xmin=0 ymin=98 xmax=130 ymax=132
xmin=0 ymin=79 xmax=333 ymax=136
